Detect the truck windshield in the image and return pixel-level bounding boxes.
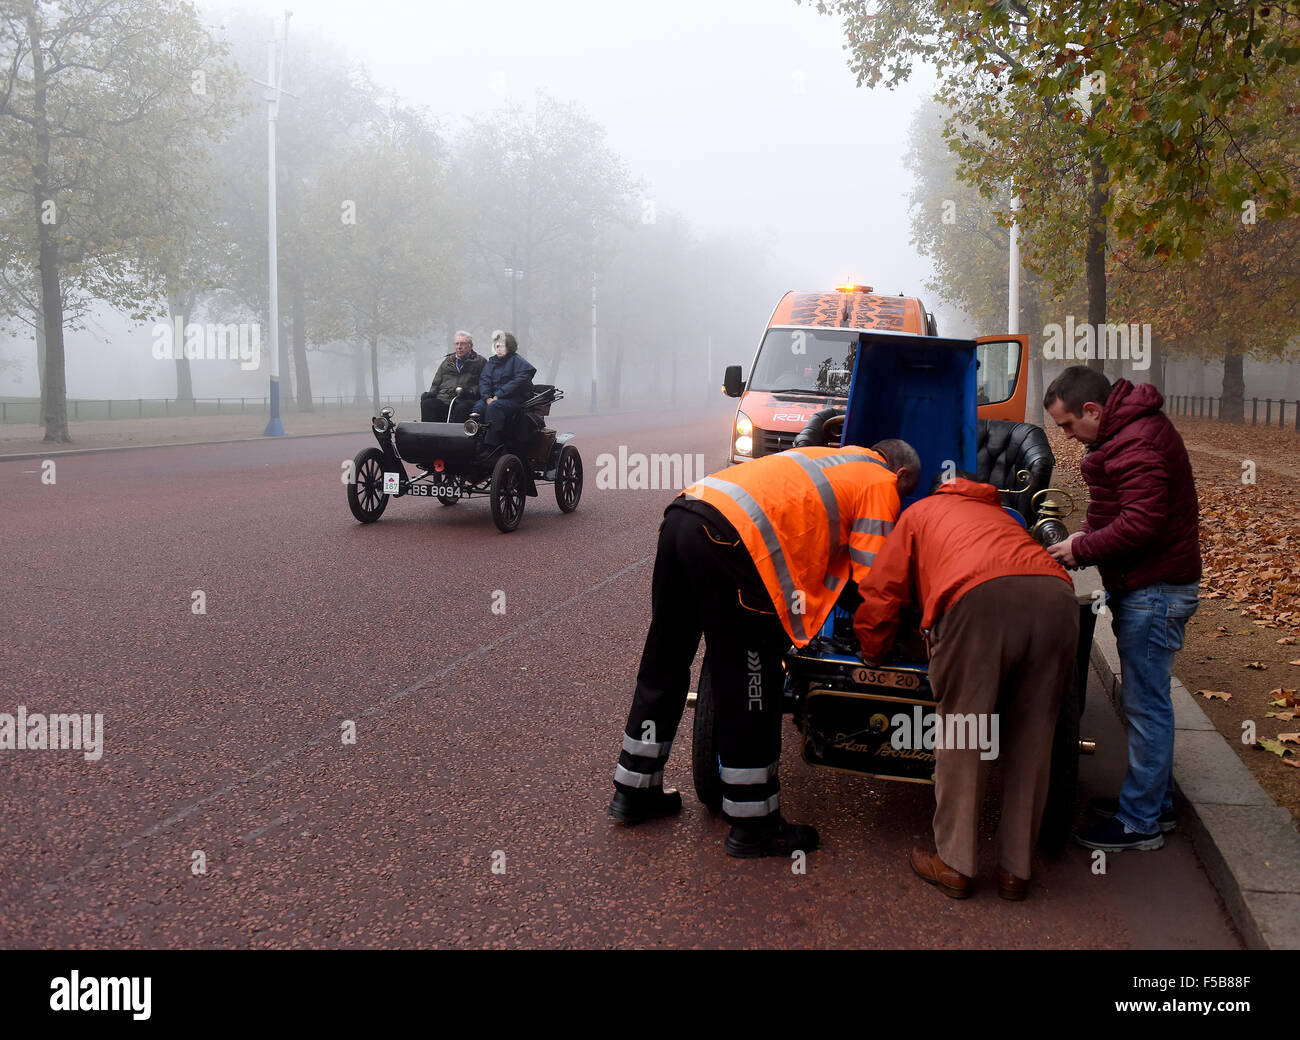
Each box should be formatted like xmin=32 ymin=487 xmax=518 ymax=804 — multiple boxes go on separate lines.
xmin=748 ymin=328 xmax=859 ymax=395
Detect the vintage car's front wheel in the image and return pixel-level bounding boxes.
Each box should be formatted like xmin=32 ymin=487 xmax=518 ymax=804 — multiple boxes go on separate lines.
xmin=347 ymin=447 xmax=389 ymax=523
xmin=692 ymin=657 xmax=723 ymax=812
xmin=555 ymin=444 xmax=583 ymax=513
xmin=490 ymin=453 xmax=526 ymax=533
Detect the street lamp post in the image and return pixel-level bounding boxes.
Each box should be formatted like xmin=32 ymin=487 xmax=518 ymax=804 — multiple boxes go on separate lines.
xmin=260 ymin=12 xmax=292 ymax=437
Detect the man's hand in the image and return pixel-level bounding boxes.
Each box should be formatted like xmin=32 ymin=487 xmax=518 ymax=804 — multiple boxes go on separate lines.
xmin=487 ymin=396 xmax=497 ymax=404
xmin=1046 ymin=531 xmax=1083 ymax=569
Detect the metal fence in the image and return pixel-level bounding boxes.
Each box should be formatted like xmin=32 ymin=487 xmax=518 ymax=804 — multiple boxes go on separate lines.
xmin=0 ymin=395 xmax=419 ymax=424
xmin=1166 ymin=395 xmax=1300 ymax=431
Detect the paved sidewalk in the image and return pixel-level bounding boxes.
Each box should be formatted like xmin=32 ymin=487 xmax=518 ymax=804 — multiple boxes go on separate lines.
xmin=1075 ymin=567 xmax=1300 ymax=950
xmin=0 ymin=409 xmax=375 ymax=459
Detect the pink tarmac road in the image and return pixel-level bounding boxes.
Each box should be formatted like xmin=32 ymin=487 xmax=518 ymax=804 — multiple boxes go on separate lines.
xmin=0 ymin=405 xmax=1239 ymax=948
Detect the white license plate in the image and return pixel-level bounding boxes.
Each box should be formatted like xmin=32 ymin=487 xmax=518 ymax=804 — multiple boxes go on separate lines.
xmin=409 ymin=482 xmax=460 ymax=500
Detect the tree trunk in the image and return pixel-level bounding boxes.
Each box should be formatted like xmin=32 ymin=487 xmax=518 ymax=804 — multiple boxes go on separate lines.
xmin=610 ymin=343 xmax=623 ymax=410
xmin=353 ymin=347 xmax=366 ymax=404
xmin=292 ymin=279 xmax=313 ymax=411
xmin=370 ymin=331 xmax=381 ymax=415
xmin=167 ymin=289 xmax=194 ymax=402
xmin=34 ymin=284 xmax=47 ymax=416
xmin=1085 ymin=154 xmax=1108 ymax=376
xmin=1147 ymin=334 xmax=1164 ymax=395
xmin=27 ymin=9 xmax=69 ymax=442
xmin=278 ymin=309 xmax=293 ymax=406
xmin=1221 ymin=344 xmax=1245 ymax=423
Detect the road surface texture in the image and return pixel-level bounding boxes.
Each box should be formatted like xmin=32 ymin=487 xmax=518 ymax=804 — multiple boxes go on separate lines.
xmin=0 ymin=405 xmax=1240 ymax=948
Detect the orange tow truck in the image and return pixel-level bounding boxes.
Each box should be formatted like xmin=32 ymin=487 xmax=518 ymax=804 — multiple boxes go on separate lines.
xmin=722 ymin=284 xmax=1028 ymax=463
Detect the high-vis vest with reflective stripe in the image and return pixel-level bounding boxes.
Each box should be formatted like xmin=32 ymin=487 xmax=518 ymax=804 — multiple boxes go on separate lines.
xmin=680 ymin=446 xmax=901 ymax=646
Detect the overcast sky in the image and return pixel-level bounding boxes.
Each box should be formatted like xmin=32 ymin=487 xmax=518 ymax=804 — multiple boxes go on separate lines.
xmin=5 ymin=0 xmax=973 ymax=398
xmin=226 ymin=0 xmax=946 ymax=303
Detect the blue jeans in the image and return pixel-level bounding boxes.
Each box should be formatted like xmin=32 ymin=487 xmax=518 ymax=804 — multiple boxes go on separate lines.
xmin=1110 ymin=582 xmax=1199 ymax=833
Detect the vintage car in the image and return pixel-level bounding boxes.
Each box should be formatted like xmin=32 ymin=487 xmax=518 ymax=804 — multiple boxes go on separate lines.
xmin=691 ymin=329 xmax=1094 ymax=855
xmin=346 ymin=384 xmax=583 ymax=533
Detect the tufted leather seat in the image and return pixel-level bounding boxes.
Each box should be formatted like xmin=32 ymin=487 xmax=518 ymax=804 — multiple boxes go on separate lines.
xmin=976 ymin=419 xmax=1055 ymax=525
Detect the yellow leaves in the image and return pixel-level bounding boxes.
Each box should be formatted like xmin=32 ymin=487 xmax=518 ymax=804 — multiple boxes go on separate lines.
xmin=1246 ymin=661 xmax=1268 ymax=670
xmin=1198 ymin=689 xmax=1232 ymax=700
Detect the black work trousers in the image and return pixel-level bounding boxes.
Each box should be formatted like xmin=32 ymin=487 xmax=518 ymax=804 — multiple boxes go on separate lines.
xmin=615 ymin=502 xmax=792 ymax=826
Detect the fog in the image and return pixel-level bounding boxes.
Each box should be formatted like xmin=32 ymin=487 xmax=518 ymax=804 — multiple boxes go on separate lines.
xmin=1 ymin=0 xmax=953 ymax=405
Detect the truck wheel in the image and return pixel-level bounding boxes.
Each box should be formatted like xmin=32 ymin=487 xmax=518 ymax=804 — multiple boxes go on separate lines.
xmin=692 ymin=657 xmax=723 ymax=813
xmin=1039 ymin=684 xmax=1081 ymax=857
xmin=347 ymin=447 xmax=389 ymax=523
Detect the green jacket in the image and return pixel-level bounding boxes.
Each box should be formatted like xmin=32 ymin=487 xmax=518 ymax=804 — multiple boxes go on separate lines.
xmin=429 ymin=350 xmax=485 ymax=403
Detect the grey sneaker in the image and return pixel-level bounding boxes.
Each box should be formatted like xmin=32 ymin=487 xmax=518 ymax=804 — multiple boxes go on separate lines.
xmin=1088 ymin=796 xmax=1176 ymax=833
xmin=1074 ymin=817 xmax=1164 ymax=852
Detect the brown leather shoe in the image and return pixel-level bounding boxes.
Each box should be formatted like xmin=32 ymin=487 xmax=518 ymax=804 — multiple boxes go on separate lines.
xmin=909 ymin=846 xmax=972 ymax=899
xmin=997 ymin=867 xmax=1029 ymax=901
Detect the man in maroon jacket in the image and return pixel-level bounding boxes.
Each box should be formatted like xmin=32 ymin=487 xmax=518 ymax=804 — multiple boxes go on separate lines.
xmin=1044 ymin=366 xmax=1201 ymax=852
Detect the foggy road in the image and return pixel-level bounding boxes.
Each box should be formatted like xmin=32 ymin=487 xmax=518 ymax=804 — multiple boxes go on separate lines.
xmin=0 ymin=407 xmax=1238 ymax=948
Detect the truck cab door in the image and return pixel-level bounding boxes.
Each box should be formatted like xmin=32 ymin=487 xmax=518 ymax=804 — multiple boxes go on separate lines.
xmin=975 ymin=334 xmax=1029 ymax=422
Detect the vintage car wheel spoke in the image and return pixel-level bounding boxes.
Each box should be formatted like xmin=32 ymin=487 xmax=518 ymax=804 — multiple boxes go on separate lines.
xmin=346 ymin=447 xmax=389 ymax=524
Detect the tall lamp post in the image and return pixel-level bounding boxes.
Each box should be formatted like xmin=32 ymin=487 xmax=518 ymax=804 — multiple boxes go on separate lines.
xmin=504 ymin=246 xmax=523 ymax=333
xmin=259 ymin=12 xmax=292 ymax=437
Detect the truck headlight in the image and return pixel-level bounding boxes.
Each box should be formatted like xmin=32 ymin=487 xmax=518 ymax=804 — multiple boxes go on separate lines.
xmin=734 ymin=411 xmax=753 ymax=457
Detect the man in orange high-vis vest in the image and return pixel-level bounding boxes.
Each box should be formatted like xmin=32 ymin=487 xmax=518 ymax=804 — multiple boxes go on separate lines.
xmin=609 ymin=439 xmax=921 ymax=858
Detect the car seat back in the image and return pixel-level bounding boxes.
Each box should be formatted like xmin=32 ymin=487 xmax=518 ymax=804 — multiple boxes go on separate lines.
xmin=976 ymin=419 xmax=1054 ymax=524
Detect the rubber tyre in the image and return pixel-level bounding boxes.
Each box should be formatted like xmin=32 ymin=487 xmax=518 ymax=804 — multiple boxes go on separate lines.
xmin=489 ymin=453 xmax=526 ymax=533
xmin=1038 ymin=683 xmax=1080 ymax=857
xmin=691 ymin=657 xmax=723 ymax=812
xmin=347 ymin=447 xmax=389 ymax=523
xmin=555 ymin=444 xmax=583 ymax=513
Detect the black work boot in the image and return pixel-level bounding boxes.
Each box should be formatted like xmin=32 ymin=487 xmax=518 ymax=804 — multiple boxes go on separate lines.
xmin=725 ymin=815 xmax=820 ymax=858
xmin=607 ymin=785 xmax=683 ymax=825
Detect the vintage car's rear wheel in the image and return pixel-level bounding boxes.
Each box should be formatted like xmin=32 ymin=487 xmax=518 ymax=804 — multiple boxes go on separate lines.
xmin=555 ymin=444 xmax=583 ymax=513
xmin=347 ymin=447 xmax=389 ymax=523
xmin=1039 ymin=684 xmax=1081 ymax=856
xmin=692 ymin=657 xmax=723 ymax=812
xmin=490 ymin=454 xmax=526 ymax=533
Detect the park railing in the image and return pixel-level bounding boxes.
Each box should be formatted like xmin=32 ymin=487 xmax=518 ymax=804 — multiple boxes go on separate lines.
xmin=1166 ymin=395 xmax=1300 ymax=431
xmin=0 ymin=395 xmax=418 ymax=425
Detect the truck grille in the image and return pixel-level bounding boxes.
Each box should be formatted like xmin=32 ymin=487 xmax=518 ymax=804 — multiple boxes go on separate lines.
xmin=756 ymin=428 xmax=796 ymax=457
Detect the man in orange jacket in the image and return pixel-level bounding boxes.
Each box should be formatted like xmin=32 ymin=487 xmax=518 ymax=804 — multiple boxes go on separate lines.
xmin=609 ymin=439 xmax=921 ymax=857
xmin=856 ymin=475 xmax=1078 ymax=899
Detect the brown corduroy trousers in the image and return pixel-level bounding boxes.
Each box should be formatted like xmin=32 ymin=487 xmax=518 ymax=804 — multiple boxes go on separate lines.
xmin=926 ymin=575 xmax=1079 ymax=881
